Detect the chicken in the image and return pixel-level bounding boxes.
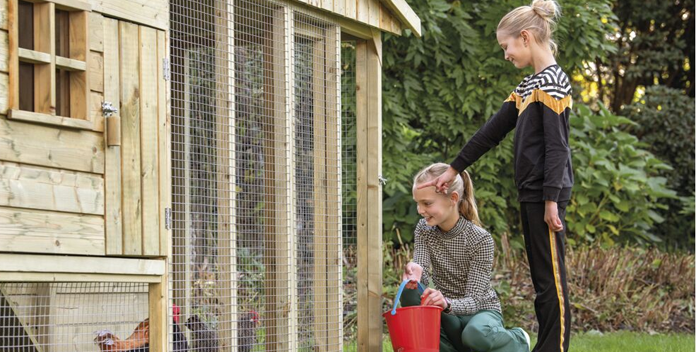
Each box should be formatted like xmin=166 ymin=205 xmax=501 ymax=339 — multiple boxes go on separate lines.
xmin=94 ymin=319 xmax=150 ymax=352
xmin=185 ymin=315 xmax=219 ymax=352
xmin=173 ymin=304 xmax=189 ymax=352
xmin=238 ymin=311 xmax=260 ymax=352
xmin=94 ymin=304 xmax=188 ymax=352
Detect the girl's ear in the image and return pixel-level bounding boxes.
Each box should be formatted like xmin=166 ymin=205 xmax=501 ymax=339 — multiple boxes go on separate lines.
xmin=450 ymin=190 xmax=460 ymax=204
xmin=520 ymin=30 xmax=530 ymax=45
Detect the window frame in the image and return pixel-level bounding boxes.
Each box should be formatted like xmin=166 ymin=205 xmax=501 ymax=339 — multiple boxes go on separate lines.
xmin=8 ymin=0 xmax=93 ymax=130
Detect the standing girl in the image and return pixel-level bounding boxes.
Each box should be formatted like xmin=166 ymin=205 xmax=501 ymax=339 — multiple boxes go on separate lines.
xmin=418 ymin=1 xmax=573 ymax=351
xmin=402 ymin=163 xmax=530 ymax=352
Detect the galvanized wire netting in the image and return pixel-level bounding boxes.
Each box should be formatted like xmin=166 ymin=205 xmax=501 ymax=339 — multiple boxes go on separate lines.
xmin=170 ymin=0 xmax=343 ymax=350
xmin=0 ymin=282 xmax=148 ymax=352
xmin=339 ymin=41 xmax=358 ymax=348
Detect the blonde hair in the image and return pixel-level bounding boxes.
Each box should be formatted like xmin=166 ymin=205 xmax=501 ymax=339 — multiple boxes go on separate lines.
xmin=497 ymin=0 xmax=561 ymax=54
xmin=412 ymin=163 xmax=481 ymax=227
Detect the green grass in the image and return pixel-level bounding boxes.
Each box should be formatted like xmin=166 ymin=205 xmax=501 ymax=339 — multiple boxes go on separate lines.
xmin=564 ymin=331 xmax=694 ymax=352
xmin=344 ymin=332 xmax=695 ymax=352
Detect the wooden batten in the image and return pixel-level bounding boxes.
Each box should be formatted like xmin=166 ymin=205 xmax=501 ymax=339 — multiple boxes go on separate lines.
xmin=214 ymin=0 xmax=236 ymax=348
xmin=325 ymin=23 xmax=342 ymax=350
xmin=90 ymin=0 xmax=168 ymax=30
xmin=139 ymin=25 xmax=159 ymax=256
xmin=156 ymin=29 xmax=169 ymax=257
xmin=119 ymin=21 xmax=142 ymax=256
xmin=312 ymin=24 xmax=329 ymax=350
xmin=263 ymin=6 xmax=295 ymax=350
xmin=103 ymin=16 xmax=122 ymax=255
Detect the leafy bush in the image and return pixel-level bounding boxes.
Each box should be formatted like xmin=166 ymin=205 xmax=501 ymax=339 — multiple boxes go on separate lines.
xmin=621 ymin=85 xmax=695 ymax=250
xmin=566 ymin=104 xmax=677 ymax=245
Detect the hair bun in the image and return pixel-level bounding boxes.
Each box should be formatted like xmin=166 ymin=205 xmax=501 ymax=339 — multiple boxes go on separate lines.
xmin=531 ymin=0 xmax=559 ymax=21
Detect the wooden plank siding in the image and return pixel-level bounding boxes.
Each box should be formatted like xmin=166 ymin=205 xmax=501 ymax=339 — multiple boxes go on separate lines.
xmin=0 ymin=207 xmax=104 ymax=255
xmin=0 ymin=162 xmax=104 ymax=215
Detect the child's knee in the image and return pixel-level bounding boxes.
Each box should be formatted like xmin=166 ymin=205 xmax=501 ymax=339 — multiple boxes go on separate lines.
xmin=461 ymin=324 xmax=493 ymax=351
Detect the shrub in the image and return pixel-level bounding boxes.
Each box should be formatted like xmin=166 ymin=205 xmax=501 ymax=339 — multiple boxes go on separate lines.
xmin=566 ymin=104 xmax=677 ymax=246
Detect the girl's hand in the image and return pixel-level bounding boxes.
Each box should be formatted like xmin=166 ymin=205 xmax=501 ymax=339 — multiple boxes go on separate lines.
xmin=416 ymin=166 xmax=458 ymax=193
xmin=420 ymin=288 xmax=447 ymax=309
xmin=402 ymin=262 xmax=423 ymax=290
xmin=544 ymin=200 xmax=564 ymax=232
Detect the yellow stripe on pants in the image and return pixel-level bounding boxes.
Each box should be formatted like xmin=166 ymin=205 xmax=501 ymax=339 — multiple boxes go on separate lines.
xmin=549 ymin=228 xmax=565 ymax=352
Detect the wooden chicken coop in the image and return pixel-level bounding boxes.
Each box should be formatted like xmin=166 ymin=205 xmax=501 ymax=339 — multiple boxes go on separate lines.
xmin=0 ymin=0 xmax=420 ymax=351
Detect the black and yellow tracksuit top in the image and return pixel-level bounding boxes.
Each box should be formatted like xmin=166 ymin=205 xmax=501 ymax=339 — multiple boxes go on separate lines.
xmin=451 ymin=64 xmax=574 ymax=203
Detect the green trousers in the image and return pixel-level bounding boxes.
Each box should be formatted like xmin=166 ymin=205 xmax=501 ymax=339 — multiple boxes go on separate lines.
xmin=400 ymin=288 xmax=528 ymax=352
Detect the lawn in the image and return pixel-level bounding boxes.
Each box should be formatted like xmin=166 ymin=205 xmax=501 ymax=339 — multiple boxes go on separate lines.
xmin=344 ymin=331 xmax=695 ymax=352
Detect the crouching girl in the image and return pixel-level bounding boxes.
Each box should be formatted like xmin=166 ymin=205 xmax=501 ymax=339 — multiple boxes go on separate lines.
xmin=401 ymin=163 xmax=530 ymax=352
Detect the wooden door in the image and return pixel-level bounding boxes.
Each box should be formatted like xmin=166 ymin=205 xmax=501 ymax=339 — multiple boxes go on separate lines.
xmin=101 ymin=16 xmax=169 ymax=257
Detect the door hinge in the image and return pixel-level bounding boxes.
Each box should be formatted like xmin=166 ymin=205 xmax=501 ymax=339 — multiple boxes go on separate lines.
xmin=162 ymin=58 xmax=170 ymax=81
xmin=164 ymin=207 xmax=172 ymax=230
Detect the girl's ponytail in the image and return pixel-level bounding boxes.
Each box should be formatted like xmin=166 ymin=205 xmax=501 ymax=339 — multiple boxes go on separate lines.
xmin=458 ymin=170 xmax=481 ymax=227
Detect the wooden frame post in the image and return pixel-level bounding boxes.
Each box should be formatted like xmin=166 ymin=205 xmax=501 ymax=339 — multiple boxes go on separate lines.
xmin=325 ymin=24 xmax=342 ymax=352
xmin=264 ymin=6 xmax=296 ymax=351
xmin=216 ymin=0 xmax=237 ymax=350
xmin=356 ymin=29 xmax=383 ymax=352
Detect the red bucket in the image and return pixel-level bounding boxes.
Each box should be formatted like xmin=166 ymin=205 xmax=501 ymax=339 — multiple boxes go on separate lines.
xmin=384 ymin=280 xmax=442 ymax=352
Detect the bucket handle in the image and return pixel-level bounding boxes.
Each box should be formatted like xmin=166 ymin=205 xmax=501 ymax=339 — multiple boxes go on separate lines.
xmin=391 ymin=280 xmax=426 ymax=316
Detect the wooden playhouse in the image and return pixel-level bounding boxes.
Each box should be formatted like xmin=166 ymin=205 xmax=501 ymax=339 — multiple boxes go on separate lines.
xmin=0 ymin=0 xmax=420 ymax=351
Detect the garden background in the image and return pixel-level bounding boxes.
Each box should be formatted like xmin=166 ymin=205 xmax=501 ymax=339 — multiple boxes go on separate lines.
xmin=341 ymin=0 xmax=695 ymax=346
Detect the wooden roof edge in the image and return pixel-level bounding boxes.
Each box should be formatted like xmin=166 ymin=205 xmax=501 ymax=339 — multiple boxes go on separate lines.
xmin=380 ymin=0 xmax=421 ymax=37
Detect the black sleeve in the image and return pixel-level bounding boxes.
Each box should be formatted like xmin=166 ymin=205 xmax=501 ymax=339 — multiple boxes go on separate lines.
xmin=541 ymin=102 xmax=571 ymax=202
xmin=451 ymin=98 xmax=519 ymax=172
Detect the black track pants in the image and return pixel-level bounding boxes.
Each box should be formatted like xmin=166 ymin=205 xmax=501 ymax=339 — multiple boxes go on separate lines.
xmin=520 ymin=201 xmax=571 ymax=352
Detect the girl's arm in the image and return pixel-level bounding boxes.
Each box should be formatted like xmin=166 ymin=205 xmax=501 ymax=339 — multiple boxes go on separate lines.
xmin=410 ymin=220 xmax=432 ymax=286
xmin=450 ymin=97 xmax=519 ymax=173
xmin=447 ymin=235 xmax=495 ymax=316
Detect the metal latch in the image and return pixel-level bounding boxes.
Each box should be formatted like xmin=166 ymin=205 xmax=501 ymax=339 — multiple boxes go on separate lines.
xmin=102 ymin=101 xmax=118 ymax=118
xmin=163 ymin=58 xmax=170 ymax=81
xmin=378 ymin=175 xmax=388 ymax=186
xmin=164 ymin=207 xmax=172 ymax=230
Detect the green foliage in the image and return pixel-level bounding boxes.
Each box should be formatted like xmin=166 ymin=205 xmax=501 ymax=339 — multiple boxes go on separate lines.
xmin=566 ymin=104 xmax=677 ymax=245
xmin=578 ymin=0 xmax=694 ymax=110
xmin=620 ymin=85 xmax=695 ymax=249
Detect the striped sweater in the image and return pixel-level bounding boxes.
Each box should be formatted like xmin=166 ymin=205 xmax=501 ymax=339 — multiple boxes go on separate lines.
xmin=451 ymin=64 xmax=574 ymax=202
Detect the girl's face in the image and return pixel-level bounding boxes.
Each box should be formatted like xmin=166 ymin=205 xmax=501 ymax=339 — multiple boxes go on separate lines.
xmin=496 ymin=32 xmax=531 ymax=69
xmin=413 ymin=183 xmax=460 ymax=229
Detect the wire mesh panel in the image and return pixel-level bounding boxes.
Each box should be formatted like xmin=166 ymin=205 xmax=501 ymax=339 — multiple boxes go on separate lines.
xmin=339 ymin=41 xmax=358 ymax=349
xmin=170 ymin=1 xmax=342 ymax=351
xmin=0 ymin=282 xmax=148 ymax=352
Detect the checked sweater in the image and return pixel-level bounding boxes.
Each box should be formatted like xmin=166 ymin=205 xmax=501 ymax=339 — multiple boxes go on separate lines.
xmin=412 ymin=217 xmax=502 ymax=316
xmin=451 ymin=64 xmax=574 ymax=203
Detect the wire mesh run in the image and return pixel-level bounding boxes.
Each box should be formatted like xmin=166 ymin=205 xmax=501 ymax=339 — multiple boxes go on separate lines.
xmin=339 ymin=41 xmax=358 ymax=349
xmin=0 ymin=282 xmax=148 ymax=352
xmin=170 ymin=0 xmax=343 ymax=350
